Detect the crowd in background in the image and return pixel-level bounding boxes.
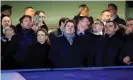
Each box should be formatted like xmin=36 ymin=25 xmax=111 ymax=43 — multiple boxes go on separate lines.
xmin=1 ymin=3 xmax=133 ymax=70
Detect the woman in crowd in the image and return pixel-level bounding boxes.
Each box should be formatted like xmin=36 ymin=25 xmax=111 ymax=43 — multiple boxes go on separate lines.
xmin=49 ymin=19 xmax=86 ymax=68
xmin=27 ymin=29 xmax=53 ymax=68
xmin=34 ymin=11 xmax=48 ymax=32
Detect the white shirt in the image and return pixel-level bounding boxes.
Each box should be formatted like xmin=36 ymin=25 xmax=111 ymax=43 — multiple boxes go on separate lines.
xmin=93 ymin=31 xmax=103 ymax=35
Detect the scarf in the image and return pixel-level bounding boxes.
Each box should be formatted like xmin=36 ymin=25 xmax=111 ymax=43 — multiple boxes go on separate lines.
xmin=63 ymin=32 xmax=75 ymax=45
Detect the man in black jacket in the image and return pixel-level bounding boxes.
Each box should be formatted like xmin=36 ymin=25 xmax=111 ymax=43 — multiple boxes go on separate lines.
xmin=108 ymin=3 xmax=126 ymax=26
xmin=120 ymin=18 xmax=133 ymax=66
xmin=49 ymin=17 xmax=69 ymax=44
xmin=103 ymin=21 xmax=124 ymax=66
xmin=49 ymin=20 xmax=85 ymax=68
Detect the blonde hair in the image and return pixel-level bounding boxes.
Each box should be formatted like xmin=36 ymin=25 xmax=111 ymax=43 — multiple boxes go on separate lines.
xmin=36 ymin=28 xmax=50 ymax=45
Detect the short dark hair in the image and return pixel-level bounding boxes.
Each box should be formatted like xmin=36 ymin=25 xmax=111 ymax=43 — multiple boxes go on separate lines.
xmin=64 ymin=19 xmax=76 ymax=27
xmin=108 ymin=3 xmax=118 ymax=10
xmin=126 ymin=18 xmax=133 ymax=22
xmin=19 ymin=15 xmax=32 ymax=23
xmin=101 ymin=10 xmax=110 ymax=15
xmin=1 ymin=5 xmax=12 ymax=12
xmin=59 ymin=17 xmax=69 ymax=27
xmin=35 ymin=11 xmax=45 ymax=15
xmin=106 ymin=21 xmax=117 ymax=28
xmin=24 ymin=7 xmax=34 ymax=11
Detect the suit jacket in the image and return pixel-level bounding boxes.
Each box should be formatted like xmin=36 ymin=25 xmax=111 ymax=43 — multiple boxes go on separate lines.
xmin=49 ymin=34 xmax=86 ymax=68
xmin=113 ymin=15 xmax=126 ymax=26
xmin=120 ymin=33 xmax=133 ymax=65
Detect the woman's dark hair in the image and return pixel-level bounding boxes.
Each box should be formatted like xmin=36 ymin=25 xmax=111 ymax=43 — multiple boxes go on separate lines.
xmin=36 ymin=28 xmax=50 ymax=45
xmin=19 ymin=15 xmax=32 ymax=23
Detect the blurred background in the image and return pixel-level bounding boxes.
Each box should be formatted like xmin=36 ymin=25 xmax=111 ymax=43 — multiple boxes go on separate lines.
xmin=1 ymin=1 xmax=133 ymax=30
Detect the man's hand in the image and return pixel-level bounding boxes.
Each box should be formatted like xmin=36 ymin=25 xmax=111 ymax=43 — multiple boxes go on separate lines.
xmin=123 ymin=56 xmax=132 ymax=65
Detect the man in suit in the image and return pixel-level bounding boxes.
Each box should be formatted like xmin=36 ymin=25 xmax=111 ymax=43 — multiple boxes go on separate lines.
xmin=49 ymin=20 xmax=85 ymax=68
xmin=108 ymin=3 xmax=126 ymax=26
xmin=49 ymin=17 xmax=69 ymax=44
xmin=101 ymin=10 xmax=111 ymax=25
xmin=120 ymin=18 xmax=133 ymax=66
xmin=1 ymin=5 xmax=12 ymax=18
xmin=108 ymin=3 xmax=126 ymax=36
xmin=103 ymin=21 xmax=124 ymax=66
xmin=76 ymin=16 xmax=90 ymax=36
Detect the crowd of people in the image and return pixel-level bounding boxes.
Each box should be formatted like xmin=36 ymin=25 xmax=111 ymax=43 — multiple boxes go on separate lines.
xmin=1 ymin=3 xmax=133 ymax=70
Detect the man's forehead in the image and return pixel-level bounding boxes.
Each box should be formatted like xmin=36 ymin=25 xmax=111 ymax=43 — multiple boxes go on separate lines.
xmin=103 ymin=11 xmax=110 ymax=15
xmin=127 ymin=20 xmax=133 ymax=23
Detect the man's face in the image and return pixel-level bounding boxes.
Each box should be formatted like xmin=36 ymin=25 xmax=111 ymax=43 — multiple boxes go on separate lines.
xmin=105 ymin=22 xmax=116 ymax=35
xmin=80 ymin=18 xmax=90 ymax=30
xmin=2 ymin=16 xmax=12 ymax=29
xmin=25 ymin=8 xmax=35 ymax=17
xmin=64 ymin=22 xmax=75 ymax=35
xmin=126 ymin=20 xmax=133 ymax=34
xmin=21 ymin=17 xmax=31 ymax=29
xmin=2 ymin=9 xmax=12 ymax=16
xmin=39 ymin=12 xmax=45 ymax=22
xmin=101 ymin=11 xmax=111 ymax=22
xmin=108 ymin=6 xmax=117 ymax=16
xmin=37 ymin=31 xmax=47 ymax=44
xmin=92 ymin=21 xmax=104 ymax=33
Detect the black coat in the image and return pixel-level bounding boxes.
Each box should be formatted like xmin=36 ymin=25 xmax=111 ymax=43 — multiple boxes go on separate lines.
xmin=85 ymin=33 xmax=105 ymax=67
xmin=120 ymin=33 xmax=133 ymax=65
xmin=16 ymin=23 xmax=22 ymax=34
xmin=49 ymin=28 xmax=62 ymax=44
xmin=85 ymin=33 xmax=124 ymax=67
xmin=1 ymin=35 xmax=19 ymax=69
xmin=102 ymin=34 xmax=124 ymax=66
xmin=49 ymin=34 xmax=86 ymax=68
xmin=27 ymin=42 xmax=53 ymax=68
xmin=113 ymin=15 xmax=126 ymax=26
xmin=14 ymin=29 xmax=36 ymax=69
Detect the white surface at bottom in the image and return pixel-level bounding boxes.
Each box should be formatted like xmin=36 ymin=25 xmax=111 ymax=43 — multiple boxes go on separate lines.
xmin=1 ymin=72 xmax=26 ymax=80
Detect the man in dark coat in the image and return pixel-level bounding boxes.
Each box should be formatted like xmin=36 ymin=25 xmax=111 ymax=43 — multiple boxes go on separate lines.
xmin=87 ymin=21 xmax=123 ymax=66
xmin=49 ymin=20 xmax=85 ymax=68
xmin=14 ymin=15 xmax=36 ymax=69
xmin=49 ymin=17 xmax=69 ymax=44
xmin=108 ymin=3 xmax=126 ymax=26
xmin=120 ymin=18 xmax=133 ymax=66
xmin=102 ymin=21 xmax=124 ymax=66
